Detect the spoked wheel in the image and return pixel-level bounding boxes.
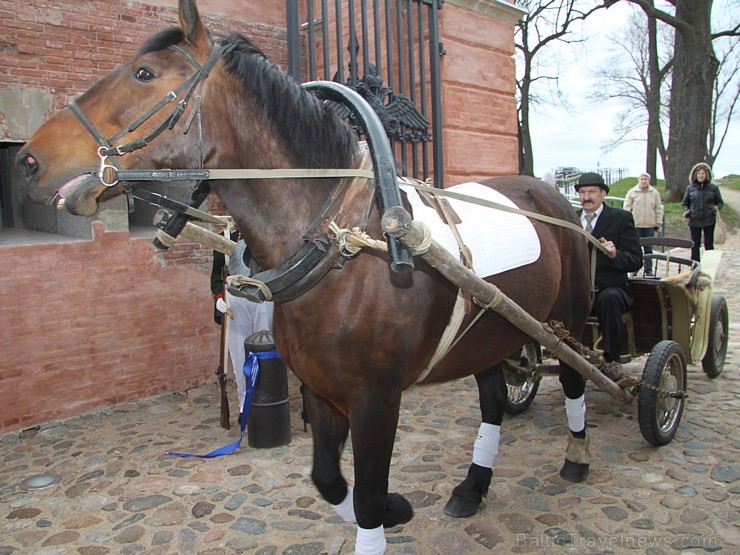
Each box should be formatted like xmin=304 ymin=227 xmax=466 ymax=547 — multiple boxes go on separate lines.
xmin=702 ymin=295 xmax=728 ymax=378
xmin=504 ymin=340 xmax=541 ymax=415
xmin=638 ymin=340 xmax=687 ymax=446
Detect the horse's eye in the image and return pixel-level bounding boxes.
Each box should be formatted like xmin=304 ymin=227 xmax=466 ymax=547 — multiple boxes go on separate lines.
xmin=134 ymin=67 xmax=155 ymax=82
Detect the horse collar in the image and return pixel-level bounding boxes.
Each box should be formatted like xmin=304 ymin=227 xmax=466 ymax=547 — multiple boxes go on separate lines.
xmin=228 ymin=148 xmax=377 ymax=304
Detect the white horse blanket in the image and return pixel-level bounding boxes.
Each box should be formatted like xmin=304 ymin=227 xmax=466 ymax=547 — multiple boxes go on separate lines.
xmin=399 ymin=180 xmax=540 ymax=277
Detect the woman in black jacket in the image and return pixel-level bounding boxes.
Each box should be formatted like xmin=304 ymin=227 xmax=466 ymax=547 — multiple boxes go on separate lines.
xmin=682 ymin=162 xmax=724 ymax=262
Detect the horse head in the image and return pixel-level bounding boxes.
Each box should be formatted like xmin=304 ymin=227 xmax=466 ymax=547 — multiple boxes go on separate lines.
xmin=16 ymin=0 xmax=217 ymax=216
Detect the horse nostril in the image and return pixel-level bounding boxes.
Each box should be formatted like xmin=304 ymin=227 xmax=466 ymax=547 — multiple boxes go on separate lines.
xmin=19 ymin=153 xmax=39 ymax=178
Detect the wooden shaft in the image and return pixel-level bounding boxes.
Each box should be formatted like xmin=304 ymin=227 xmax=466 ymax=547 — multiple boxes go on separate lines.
xmin=383 ymin=210 xmax=633 ymax=404
xmin=179 ymin=222 xmax=237 ymax=255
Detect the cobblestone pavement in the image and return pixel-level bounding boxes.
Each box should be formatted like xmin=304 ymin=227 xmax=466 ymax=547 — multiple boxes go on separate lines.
xmin=2 ymin=232 xmax=739 ymax=554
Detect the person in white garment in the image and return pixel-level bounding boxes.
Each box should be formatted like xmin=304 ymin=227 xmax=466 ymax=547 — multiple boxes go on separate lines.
xmin=210 ymin=234 xmax=274 ymax=424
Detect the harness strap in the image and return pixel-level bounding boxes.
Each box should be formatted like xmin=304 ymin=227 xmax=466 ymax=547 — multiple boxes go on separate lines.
xmin=114 ymin=167 xmax=375 ymax=183
xmin=67 ymin=44 xmax=222 ymax=161
xmin=227 ymin=147 xmax=378 ymax=304
xmin=68 ymin=101 xmax=113 ymax=149
xmin=109 ymin=91 xmax=177 ymax=144
xmin=131 ymin=187 xmax=226 ymax=226
xmin=400 ymin=179 xmax=611 ymax=256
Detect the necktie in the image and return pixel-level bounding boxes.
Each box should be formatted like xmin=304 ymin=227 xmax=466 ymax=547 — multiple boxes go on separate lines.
xmin=584 ymin=214 xmax=595 ymax=233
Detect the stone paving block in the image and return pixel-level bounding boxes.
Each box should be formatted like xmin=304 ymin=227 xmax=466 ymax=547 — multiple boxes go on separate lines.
xmin=1 ymin=230 xmax=739 ymax=553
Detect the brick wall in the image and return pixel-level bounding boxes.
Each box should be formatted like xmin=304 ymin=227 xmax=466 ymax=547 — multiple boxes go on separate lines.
xmin=0 ymin=1 xmax=289 ymax=432
xmin=440 ymin=1 xmax=520 ymax=184
xmin=0 ymin=222 xmax=217 ymax=430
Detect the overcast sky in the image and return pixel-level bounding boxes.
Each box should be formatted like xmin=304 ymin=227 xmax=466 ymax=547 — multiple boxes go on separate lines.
xmin=528 ymin=0 xmax=739 ymax=181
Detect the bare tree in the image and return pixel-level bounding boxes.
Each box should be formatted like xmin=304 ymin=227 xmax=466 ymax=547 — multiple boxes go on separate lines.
xmin=618 ymin=0 xmax=740 ymax=200
xmin=591 ymin=12 xmax=672 ymax=184
xmin=644 ymin=10 xmax=668 ymax=185
xmin=515 ymin=0 xmax=606 ymax=176
xmin=707 ymin=28 xmax=740 ymax=166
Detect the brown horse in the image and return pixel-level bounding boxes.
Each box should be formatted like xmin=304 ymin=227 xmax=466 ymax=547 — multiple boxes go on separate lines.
xmin=17 ymin=1 xmax=592 ymax=552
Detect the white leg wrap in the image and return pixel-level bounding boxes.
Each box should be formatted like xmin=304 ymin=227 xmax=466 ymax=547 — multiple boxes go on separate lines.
xmin=355 ymin=525 xmax=386 ymax=555
xmin=472 ymin=423 xmax=500 ymax=468
xmin=564 ymin=395 xmax=586 ymax=433
xmin=330 ymin=486 xmax=356 ymax=522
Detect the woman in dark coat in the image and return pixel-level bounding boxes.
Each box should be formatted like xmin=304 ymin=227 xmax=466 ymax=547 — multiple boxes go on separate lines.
xmin=682 ymin=162 xmax=724 ymax=262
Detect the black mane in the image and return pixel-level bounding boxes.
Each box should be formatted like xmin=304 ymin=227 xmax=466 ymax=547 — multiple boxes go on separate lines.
xmin=136 ymin=28 xmax=357 ymax=169
xmin=220 ymin=32 xmax=358 ymax=169
xmin=138 ymin=27 xmax=184 ymax=56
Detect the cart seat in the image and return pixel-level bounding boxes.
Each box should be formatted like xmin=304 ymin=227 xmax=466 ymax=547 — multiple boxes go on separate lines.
xmin=639 ymin=237 xmax=695 ymax=277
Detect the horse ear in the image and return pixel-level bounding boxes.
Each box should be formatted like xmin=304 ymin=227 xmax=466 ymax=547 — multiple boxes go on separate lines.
xmin=179 ymin=0 xmax=206 ymax=46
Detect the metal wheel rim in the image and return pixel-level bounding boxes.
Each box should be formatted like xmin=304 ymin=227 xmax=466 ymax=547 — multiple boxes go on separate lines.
xmin=507 ymin=378 xmax=535 ymax=405
xmin=656 ymin=352 xmax=684 ymax=433
xmin=506 ymin=341 xmax=539 ymax=405
xmin=712 ymin=314 xmax=728 ymax=367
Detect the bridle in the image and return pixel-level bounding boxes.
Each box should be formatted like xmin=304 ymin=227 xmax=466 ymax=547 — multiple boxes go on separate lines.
xmin=63 ymin=41 xmax=412 ymax=276
xmin=68 ymin=43 xmax=222 ymax=187
xmin=65 ymin=43 xmax=376 ymax=192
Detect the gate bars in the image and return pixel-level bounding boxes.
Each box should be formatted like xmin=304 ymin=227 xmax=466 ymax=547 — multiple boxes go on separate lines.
xmin=286 ymin=0 xmax=445 ymax=188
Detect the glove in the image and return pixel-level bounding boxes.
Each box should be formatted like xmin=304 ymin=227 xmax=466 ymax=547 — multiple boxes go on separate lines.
xmin=215 ymin=294 xmax=228 ymax=314
xmin=683 ymin=210 xmax=690 ymax=219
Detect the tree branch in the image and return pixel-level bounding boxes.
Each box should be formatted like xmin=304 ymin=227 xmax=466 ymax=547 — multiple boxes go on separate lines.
xmin=712 ymin=22 xmax=740 ymax=40
xmin=619 ymin=0 xmax=691 ymax=35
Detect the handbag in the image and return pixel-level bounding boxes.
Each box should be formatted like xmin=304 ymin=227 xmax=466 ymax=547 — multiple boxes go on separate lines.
xmin=714 ymin=211 xmax=726 ymax=245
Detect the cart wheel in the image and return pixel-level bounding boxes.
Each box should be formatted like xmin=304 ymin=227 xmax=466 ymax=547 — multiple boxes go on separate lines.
xmin=505 ymin=340 xmax=541 ymax=415
xmin=638 ymin=340 xmax=687 ymax=446
xmin=702 ymin=295 xmax=728 ymax=378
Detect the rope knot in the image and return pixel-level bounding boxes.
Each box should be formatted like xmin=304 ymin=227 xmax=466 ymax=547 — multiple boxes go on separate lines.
xmin=328 ymin=221 xmax=388 ymax=256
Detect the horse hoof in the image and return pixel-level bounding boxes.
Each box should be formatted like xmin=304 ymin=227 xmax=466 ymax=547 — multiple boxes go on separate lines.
xmin=443 ymin=493 xmax=481 ymax=518
xmin=443 ymin=463 xmax=491 ymax=518
xmin=559 ymin=460 xmax=589 ymax=483
xmin=383 ymin=493 xmax=413 ymax=528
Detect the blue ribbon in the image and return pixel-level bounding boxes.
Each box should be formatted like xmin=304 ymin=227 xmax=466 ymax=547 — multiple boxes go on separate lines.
xmin=166 ymin=349 xmax=281 ymax=458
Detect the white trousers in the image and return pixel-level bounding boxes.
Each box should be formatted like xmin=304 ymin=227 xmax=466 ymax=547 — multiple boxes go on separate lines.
xmin=225 ymin=291 xmax=275 ymax=410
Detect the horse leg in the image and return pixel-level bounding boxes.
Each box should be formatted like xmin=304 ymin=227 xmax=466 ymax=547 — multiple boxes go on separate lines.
xmin=444 ymin=364 xmax=505 ymax=518
xmin=349 ymin=387 xmax=413 ymax=555
xmin=304 ymin=387 xmax=355 ymax=521
xmin=558 ymin=363 xmax=591 ymax=482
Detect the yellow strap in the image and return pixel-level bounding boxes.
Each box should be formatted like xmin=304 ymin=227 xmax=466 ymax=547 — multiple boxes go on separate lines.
xmin=206 ymin=168 xmax=375 ymax=180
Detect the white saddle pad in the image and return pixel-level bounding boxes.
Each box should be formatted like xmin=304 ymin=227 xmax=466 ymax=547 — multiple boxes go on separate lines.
xmin=399 ymin=181 xmax=540 ymax=277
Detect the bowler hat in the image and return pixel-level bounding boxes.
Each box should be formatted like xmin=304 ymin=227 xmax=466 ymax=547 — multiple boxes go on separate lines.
xmin=575 ymin=172 xmax=609 ymax=194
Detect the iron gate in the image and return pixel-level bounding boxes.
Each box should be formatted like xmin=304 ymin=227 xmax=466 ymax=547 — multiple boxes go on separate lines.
xmin=286 ymin=0 xmax=444 ymax=188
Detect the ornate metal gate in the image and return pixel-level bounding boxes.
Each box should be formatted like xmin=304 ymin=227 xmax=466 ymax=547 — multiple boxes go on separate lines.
xmin=286 ymin=0 xmax=444 ymax=188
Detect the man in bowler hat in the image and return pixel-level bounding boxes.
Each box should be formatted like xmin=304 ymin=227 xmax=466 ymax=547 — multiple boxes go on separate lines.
xmin=576 ymin=172 xmax=643 ymax=376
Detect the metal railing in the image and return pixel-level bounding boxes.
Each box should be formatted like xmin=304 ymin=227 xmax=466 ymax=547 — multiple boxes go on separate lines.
xmin=285 ymin=0 xmax=445 ymax=188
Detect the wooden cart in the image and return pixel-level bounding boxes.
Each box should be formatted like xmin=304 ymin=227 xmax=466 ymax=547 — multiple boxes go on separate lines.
xmin=503 ymin=238 xmax=729 ymax=445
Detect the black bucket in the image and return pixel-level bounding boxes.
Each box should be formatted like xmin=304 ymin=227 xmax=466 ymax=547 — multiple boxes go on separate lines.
xmin=244 ymin=331 xmax=291 ymax=448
